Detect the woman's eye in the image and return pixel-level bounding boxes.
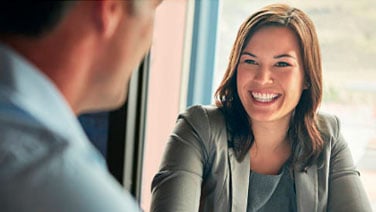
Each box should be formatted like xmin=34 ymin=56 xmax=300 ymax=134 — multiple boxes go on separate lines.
xmin=276 ymin=62 xmax=290 ymax=67
xmin=244 ymin=59 xmax=257 ymax=65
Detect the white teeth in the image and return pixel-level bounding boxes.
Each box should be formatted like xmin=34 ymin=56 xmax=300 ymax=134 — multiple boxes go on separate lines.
xmin=251 ymin=92 xmax=278 ymax=102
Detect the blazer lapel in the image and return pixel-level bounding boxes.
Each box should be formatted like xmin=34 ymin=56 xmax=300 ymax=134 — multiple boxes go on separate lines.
xmin=228 ymin=149 xmax=250 ymax=212
xmin=294 ymin=163 xmax=318 ymax=212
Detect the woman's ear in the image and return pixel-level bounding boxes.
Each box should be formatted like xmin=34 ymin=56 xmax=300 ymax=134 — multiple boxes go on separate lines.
xmin=304 ymin=80 xmax=311 ymax=90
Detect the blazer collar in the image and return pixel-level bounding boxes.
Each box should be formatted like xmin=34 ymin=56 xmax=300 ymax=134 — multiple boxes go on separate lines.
xmin=228 ymin=149 xmax=250 ymax=211
xmin=294 ymin=164 xmax=318 ymax=212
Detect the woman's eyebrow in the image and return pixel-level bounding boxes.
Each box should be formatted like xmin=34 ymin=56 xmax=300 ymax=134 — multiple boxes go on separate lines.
xmin=274 ymin=53 xmax=297 ymax=60
xmin=241 ymin=51 xmax=257 ymax=57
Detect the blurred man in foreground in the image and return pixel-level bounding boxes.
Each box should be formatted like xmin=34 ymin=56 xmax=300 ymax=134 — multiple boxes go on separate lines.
xmin=0 ymin=1 xmax=161 ymax=211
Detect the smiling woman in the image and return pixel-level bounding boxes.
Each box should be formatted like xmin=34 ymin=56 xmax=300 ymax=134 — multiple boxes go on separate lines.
xmin=214 ymin=0 xmax=376 ymax=210
xmin=236 ymin=26 xmax=307 ymax=174
xmin=150 ymin=3 xmax=372 ymax=212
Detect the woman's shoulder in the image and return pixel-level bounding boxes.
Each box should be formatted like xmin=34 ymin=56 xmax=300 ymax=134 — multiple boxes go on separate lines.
xmin=178 ymin=104 xmax=228 ymax=147
xmin=316 ymin=111 xmax=341 ymax=141
xmin=182 ymin=104 xmax=222 ymax=114
xmin=180 ymin=104 xmax=225 ymax=124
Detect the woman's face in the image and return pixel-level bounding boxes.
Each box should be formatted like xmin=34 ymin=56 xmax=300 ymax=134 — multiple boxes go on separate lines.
xmin=236 ymin=26 xmax=306 ymax=125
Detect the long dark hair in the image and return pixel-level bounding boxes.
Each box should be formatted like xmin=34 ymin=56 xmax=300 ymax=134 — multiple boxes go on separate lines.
xmin=215 ymin=4 xmax=324 ymax=169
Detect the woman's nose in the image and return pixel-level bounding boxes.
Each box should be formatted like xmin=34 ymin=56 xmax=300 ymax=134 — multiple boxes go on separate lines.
xmin=253 ymin=67 xmax=273 ymax=85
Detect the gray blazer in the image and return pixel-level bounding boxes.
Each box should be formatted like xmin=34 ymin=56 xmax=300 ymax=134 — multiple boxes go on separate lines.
xmin=151 ymin=105 xmax=372 ymax=212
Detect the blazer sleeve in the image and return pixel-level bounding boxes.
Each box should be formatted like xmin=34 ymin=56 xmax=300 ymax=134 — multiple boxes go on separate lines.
xmin=150 ymin=105 xmax=211 ymax=212
xmin=326 ymin=116 xmax=372 ymax=212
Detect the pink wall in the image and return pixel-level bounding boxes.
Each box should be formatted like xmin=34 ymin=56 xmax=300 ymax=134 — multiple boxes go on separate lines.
xmin=141 ymin=0 xmax=188 ymax=211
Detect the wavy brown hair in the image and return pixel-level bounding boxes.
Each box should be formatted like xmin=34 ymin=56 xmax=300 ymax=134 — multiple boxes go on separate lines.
xmin=215 ymin=4 xmax=324 ymax=169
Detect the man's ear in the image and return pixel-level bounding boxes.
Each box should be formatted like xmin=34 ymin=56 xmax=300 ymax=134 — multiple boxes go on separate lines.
xmin=94 ymin=0 xmax=123 ymax=38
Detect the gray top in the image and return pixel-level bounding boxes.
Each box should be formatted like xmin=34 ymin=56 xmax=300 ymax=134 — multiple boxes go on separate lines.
xmin=247 ymin=165 xmax=296 ymax=212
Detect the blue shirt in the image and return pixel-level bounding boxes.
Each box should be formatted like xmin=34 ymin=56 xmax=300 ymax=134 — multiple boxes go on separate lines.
xmin=0 ymin=43 xmax=141 ymax=211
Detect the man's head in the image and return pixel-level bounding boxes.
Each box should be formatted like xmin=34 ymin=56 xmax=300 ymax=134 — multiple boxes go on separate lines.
xmin=0 ymin=0 xmax=162 ymax=114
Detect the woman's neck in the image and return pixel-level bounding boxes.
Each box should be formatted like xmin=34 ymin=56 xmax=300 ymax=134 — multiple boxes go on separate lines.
xmin=249 ymin=118 xmax=292 ymax=175
xmin=251 ymin=118 xmax=290 ymax=151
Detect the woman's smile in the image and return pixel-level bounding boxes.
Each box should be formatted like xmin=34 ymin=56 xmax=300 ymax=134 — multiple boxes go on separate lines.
xmin=250 ymin=91 xmax=281 ymax=103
